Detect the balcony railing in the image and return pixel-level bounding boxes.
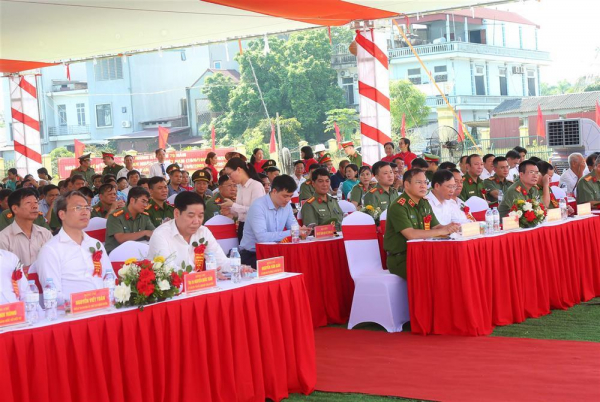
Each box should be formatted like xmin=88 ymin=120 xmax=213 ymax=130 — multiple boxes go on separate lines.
xmin=425 ymin=95 xmax=520 ymax=107
xmin=49 ymin=124 xmax=91 ymax=136
xmin=389 ymin=41 xmax=551 ymax=61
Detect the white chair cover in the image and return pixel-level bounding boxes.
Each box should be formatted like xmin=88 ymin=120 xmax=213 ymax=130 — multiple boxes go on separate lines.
xmin=551 ymin=186 xmax=567 ymax=199
xmin=338 ymin=200 xmax=357 ymax=214
xmin=204 ymin=215 xmax=239 ymax=256
xmin=465 ymin=196 xmax=489 ymax=212
xmin=342 ymin=212 xmax=410 ymax=333
xmin=380 ymin=209 xmax=388 ymax=221
xmin=167 ymin=194 xmax=177 ymax=205
xmin=109 ymin=241 xmax=149 ymax=262
xmin=84 ymin=217 xmax=107 ymax=243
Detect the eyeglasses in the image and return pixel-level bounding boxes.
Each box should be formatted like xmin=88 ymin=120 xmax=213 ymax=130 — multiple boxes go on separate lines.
xmin=525 ymin=170 xmax=539 ymax=175
xmin=413 ymin=180 xmax=429 ymax=186
xmin=68 ymin=205 xmax=93 ymax=212
xmin=444 ymin=185 xmax=458 ymax=190
xmin=135 ymin=198 xmax=149 ymax=206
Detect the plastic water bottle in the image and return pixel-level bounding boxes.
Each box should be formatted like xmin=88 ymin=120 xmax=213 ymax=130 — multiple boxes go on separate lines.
xmin=291 ymin=222 xmax=300 ymax=244
xmin=559 ymin=198 xmax=568 ymax=220
xmin=205 ymin=252 xmax=217 ymax=271
xmin=24 ymin=280 xmax=39 ymax=325
xmin=43 ymin=278 xmax=58 ymax=321
xmin=103 ymin=271 xmax=116 ymax=305
xmin=492 ymin=207 xmax=500 ymax=232
xmin=485 ymin=209 xmax=494 ymax=235
xmin=230 ymin=248 xmax=241 ymax=284
xmin=336 ymin=186 xmax=343 ymax=200
xmin=498 ymin=190 xmax=504 ymax=204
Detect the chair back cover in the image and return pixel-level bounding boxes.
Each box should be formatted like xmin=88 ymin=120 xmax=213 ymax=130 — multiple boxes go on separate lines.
xmin=84 ymin=217 xmax=107 ymax=242
xmin=109 ymin=241 xmax=150 ymax=271
xmin=338 ymin=200 xmax=357 ymax=214
xmin=167 ymin=194 xmax=177 ymax=205
xmin=551 ymin=186 xmax=567 ymax=199
xmin=342 ymin=212 xmax=382 ymax=280
xmin=204 ymin=215 xmax=239 ymax=255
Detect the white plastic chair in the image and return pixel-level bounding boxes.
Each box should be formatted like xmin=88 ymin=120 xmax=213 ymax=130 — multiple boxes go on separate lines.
xmin=167 ymin=194 xmax=177 ymax=205
xmin=204 ymin=215 xmax=239 ymax=256
xmin=338 ymin=200 xmax=357 ymax=214
xmin=109 ymin=241 xmax=150 ymax=273
xmin=465 ymin=196 xmax=489 ymax=221
xmin=84 ymin=217 xmax=107 ymax=243
xmin=341 ymin=211 xmax=410 ymax=333
xmin=551 ymin=186 xmax=567 ymax=199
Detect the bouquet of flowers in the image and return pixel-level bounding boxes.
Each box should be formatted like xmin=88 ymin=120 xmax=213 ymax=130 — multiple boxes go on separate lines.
xmin=508 ymin=198 xmax=546 ymax=228
xmin=360 ymin=205 xmax=383 ymax=220
xmin=114 ymin=256 xmax=188 ymax=309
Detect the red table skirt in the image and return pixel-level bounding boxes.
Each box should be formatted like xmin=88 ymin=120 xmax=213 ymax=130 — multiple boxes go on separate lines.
xmin=256 ymin=238 xmax=354 ymax=328
xmin=0 ymin=275 xmax=316 ymax=402
xmin=408 ymin=217 xmax=600 ymax=336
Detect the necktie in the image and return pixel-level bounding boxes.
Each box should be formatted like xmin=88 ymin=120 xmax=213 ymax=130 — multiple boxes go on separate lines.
xmin=161 ymin=163 xmax=166 ymax=175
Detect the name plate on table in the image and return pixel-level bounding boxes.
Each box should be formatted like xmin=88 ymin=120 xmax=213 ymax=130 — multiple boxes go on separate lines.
xmin=460 ymin=222 xmax=480 ymax=238
xmin=185 ymin=270 xmax=217 ymax=293
xmin=503 ymin=216 xmax=519 ymax=231
xmin=0 ymin=301 xmax=26 ymax=328
xmin=577 ymin=202 xmax=591 ymax=216
xmin=546 ymin=208 xmax=561 ymax=222
xmin=70 ymin=288 xmax=110 ymax=315
xmin=314 ymin=224 xmax=335 ymax=240
xmin=257 ymin=256 xmax=285 ymax=278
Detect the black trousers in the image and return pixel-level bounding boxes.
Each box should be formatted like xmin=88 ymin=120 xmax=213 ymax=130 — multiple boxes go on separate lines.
xmin=237 ymin=221 xmax=245 ymax=243
xmin=240 ymin=249 xmax=257 ymax=269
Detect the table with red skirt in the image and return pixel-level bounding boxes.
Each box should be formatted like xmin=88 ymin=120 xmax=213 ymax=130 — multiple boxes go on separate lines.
xmin=256 ymin=237 xmax=354 ymax=328
xmin=407 ymin=216 xmax=600 ymax=336
xmin=0 ymin=274 xmax=316 ymax=402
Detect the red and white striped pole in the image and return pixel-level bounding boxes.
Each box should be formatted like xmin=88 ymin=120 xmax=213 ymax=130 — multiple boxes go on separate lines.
xmin=355 ymin=28 xmax=391 ymax=165
xmin=9 ymin=75 xmax=43 ymax=177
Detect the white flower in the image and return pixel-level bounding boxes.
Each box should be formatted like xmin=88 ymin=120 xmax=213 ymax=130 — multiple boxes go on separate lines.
xmin=516 ymin=210 xmax=523 ymax=218
xmin=508 ymin=211 xmax=518 ymax=218
xmin=158 ymin=279 xmax=170 ymax=291
xmin=523 ymin=202 xmax=533 ymax=212
xmin=118 ymin=265 xmax=130 ymax=278
xmin=153 ymin=262 xmax=163 ymax=270
xmin=114 ymin=283 xmax=131 ymax=303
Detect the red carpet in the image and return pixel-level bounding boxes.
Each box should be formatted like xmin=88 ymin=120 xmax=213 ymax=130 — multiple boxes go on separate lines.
xmin=315 ymin=327 xmax=600 ymax=402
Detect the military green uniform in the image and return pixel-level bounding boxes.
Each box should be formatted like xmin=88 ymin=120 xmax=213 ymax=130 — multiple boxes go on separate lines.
xmin=102 ymin=163 xmax=125 ymax=177
xmin=484 ymin=176 xmax=513 ymax=206
xmin=498 ymin=180 xmax=541 ymax=218
xmin=384 ymin=192 xmax=440 ymax=279
xmin=299 ymin=180 xmax=316 ymax=201
xmin=362 ymin=184 xmax=399 ymax=212
xmin=575 ymin=172 xmax=600 ymax=205
xmin=300 ymin=195 xmax=343 ymax=230
xmin=348 ymin=183 xmax=372 ymax=206
xmin=0 ymin=210 xmax=50 ymax=231
xmin=348 ymin=151 xmax=362 ymax=167
xmin=48 ymin=209 xmax=61 ymax=231
xmin=425 ymin=170 xmax=434 ymax=183
xmin=534 ymin=185 xmax=558 ymax=209
xmin=204 ymin=195 xmax=228 ymax=218
xmin=145 ymin=199 xmax=174 ymax=227
xmin=70 ymin=166 xmax=96 ymax=187
xmin=460 ymin=173 xmax=487 ymax=202
xmin=105 ymin=207 xmax=155 ymax=254
xmin=91 ymin=203 xmax=112 ymax=219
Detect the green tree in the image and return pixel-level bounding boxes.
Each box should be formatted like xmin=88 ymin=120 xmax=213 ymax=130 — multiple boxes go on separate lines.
xmin=49 ymin=147 xmax=74 ymax=178
xmin=202 ymin=72 xmax=236 ymax=113
xmin=241 ymin=117 xmax=302 ymax=156
xmin=323 ymin=108 xmax=359 ymax=141
xmin=389 ymin=80 xmax=430 ymax=133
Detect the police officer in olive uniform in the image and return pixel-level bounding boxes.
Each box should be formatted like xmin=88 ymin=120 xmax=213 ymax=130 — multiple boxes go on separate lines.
xmin=483 ymin=156 xmax=512 ymax=207
xmin=362 ymin=161 xmax=399 ymax=212
xmin=423 ymin=153 xmax=439 ymax=183
xmin=575 ymin=154 xmax=600 ymax=208
xmin=105 ymin=187 xmax=155 ymax=254
xmin=261 ymin=159 xmax=277 ymax=171
xmin=91 ymin=204 xmax=111 ymax=219
xmin=300 ymin=167 xmax=343 ymax=230
xmin=0 ymin=209 xmax=50 ymax=231
xmin=298 ymin=164 xmax=321 ymax=201
xmin=70 ymin=153 xmax=96 ymax=187
xmin=498 ymin=161 xmax=542 ymax=218
xmin=459 ymin=154 xmax=486 ymax=201
xmin=191 ymin=170 xmax=213 ymax=202
xmin=145 ymin=197 xmax=175 ymax=227
xmin=348 ymin=181 xmax=374 ymax=207
xmin=101 ymin=152 xmax=124 ymax=177
xmin=205 ymin=174 xmax=237 ymax=219
xmin=384 ymin=169 xmax=460 ymax=279
xmin=342 ymin=141 xmax=362 ymax=167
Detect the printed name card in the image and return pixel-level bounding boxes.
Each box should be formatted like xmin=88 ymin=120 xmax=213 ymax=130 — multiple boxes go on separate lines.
xmin=70 ymin=288 xmax=110 ymax=315
xmin=314 ymin=224 xmax=335 ymax=240
xmin=460 ymin=222 xmax=480 ymax=238
xmin=257 ymin=256 xmax=285 ymax=278
xmin=185 ymin=270 xmax=217 ymax=293
xmin=0 ymin=302 xmax=26 ymax=328
xmin=503 ymin=216 xmax=519 ymax=231
xmin=546 ymin=208 xmax=561 ymax=222
xmin=577 ymin=202 xmax=591 ymax=216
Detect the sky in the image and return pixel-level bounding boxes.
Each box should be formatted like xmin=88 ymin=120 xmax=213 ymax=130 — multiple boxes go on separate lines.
xmin=498 ymin=0 xmax=600 ymax=84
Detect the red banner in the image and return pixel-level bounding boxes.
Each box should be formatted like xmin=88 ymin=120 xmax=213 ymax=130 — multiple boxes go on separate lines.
xmin=58 ymin=148 xmax=235 ymax=179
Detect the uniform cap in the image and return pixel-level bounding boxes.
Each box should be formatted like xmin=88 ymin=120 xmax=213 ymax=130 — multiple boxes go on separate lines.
xmin=423 ymin=153 xmax=440 ymax=163
xmin=192 ymin=170 xmax=210 ymax=182
xmin=166 ymin=163 xmax=181 ymax=174
xmin=101 ymin=152 xmax=115 ymax=158
xmin=341 ymin=141 xmax=354 ymax=149
xmin=261 ymin=159 xmax=277 ymax=169
xmin=319 ymin=153 xmax=333 ymax=164
xmin=78 ymin=153 xmax=91 ymax=161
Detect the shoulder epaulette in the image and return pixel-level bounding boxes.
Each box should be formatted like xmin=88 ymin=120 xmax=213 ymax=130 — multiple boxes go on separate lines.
xmin=7 ymin=213 xmax=13 ymax=219
xmin=305 ymin=180 xmax=312 ymax=185
xmin=95 ymin=206 xmax=101 ymax=212
xmin=113 ymin=210 xmax=124 ymax=217
xmin=214 ymin=197 xmax=222 ymax=204
xmin=369 ymin=188 xmax=378 ymax=193
xmin=585 ymin=175 xmax=592 ymax=182
xmin=306 ymin=197 xmax=315 ymax=204
xmin=38 ymin=211 xmax=44 ymax=216
xmin=516 ymin=186 xmax=522 ymax=192
xmin=144 ymin=205 xmax=152 ymax=211
xmin=141 ymin=211 xmax=149 ymax=216
xmin=397 ymin=197 xmax=406 ymax=205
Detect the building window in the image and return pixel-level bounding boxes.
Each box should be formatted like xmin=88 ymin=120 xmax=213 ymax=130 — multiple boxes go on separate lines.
xmin=76 ymin=103 xmax=86 ymax=126
xmin=94 ymin=57 xmax=123 ymax=81
xmin=342 ymin=77 xmax=355 ymax=105
xmin=408 ymin=68 xmax=421 ymax=85
xmin=474 ymin=65 xmax=486 ymax=95
xmin=96 ymin=104 xmax=113 ymax=128
xmin=434 ymin=66 xmax=448 ymax=83
xmin=527 ymin=70 xmax=536 ymax=96
xmin=57 ymin=105 xmax=67 ymax=126
xmin=499 ymin=67 xmax=508 ymax=96
xmin=213 ymin=61 xmax=222 ymax=69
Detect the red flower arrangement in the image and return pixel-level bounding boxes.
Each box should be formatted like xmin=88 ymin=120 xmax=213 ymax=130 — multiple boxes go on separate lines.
xmin=11 ymin=265 xmax=23 ymax=298
xmin=88 ymin=242 xmax=103 ymax=277
xmin=192 ymin=239 xmax=208 ymax=272
xmin=423 ymin=214 xmax=432 ymax=230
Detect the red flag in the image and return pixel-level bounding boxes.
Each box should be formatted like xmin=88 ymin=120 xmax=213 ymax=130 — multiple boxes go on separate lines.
xmin=238 ymin=39 xmax=243 ymax=55
xmin=334 ymin=122 xmax=342 ymax=149
xmin=74 ymin=139 xmax=85 ymax=158
xmin=66 ymin=64 xmax=71 ymax=81
xmin=457 ymin=112 xmax=464 ymax=143
xmin=158 ymin=126 xmax=169 ymax=149
xmin=327 ymin=27 xmax=333 ymax=44
xmin=595 ymin=100 xmax=600 ymax=127
xmin=537 ymin=105 xmax=545 ymax=138
xmin=211 ymin=125 xmax=216 ymax=151
xmin=400 ymin=113 xmax=406 ymax=138
xmin=269 ymin=122 xmax=276 ymax=154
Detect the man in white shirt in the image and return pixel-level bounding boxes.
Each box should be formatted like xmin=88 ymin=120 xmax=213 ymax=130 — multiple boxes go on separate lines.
xmin=480 ymin=153 xmax=495 ymax=180
xmin=506 ymin=150 xmax=521 ymax=182
xmin=148 ymin=148 xmax=168 ymax=179
xmin=559 ymin=152 xmax=586 ymax=195
xmin=0 ymin=249 xmax=29 ymax=304
xmin=425 ymin=170 xmax=468 ymax=225
xmin=37 ymin=191 xmax=112 ymax=304
xmin=448 ymin=168 xmax=471 ymax=221
xmin=292 ymin=160 xmax=306 ymax=188
xmin=148 ymin=191 xmax=229 ymax=271
xmin=117 ymin=154 xmax=135 ymax=180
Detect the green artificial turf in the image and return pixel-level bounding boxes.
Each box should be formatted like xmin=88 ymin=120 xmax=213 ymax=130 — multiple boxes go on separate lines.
xmin=284 ymin=298 xmax=600 ymax=401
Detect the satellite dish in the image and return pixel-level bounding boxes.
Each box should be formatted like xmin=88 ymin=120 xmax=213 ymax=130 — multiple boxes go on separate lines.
xmin=428 ymin=125 xmax=464 ymax=163
xmin=280 ymin=147 xmax=294 ymax=175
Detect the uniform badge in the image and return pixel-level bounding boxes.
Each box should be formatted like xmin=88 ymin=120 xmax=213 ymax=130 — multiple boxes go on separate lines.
xmin=398 ymin=198 xmax=406 ymax=206
xmin=408 ymin=199 xmax=416 ymax=207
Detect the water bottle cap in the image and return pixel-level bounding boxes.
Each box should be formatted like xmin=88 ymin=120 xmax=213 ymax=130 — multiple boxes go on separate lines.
xmin=47 ymin=278 xmax=53 ymax=283
xmin=28 ymin=280 xmax=35 ymax=285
